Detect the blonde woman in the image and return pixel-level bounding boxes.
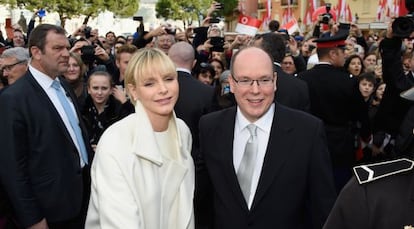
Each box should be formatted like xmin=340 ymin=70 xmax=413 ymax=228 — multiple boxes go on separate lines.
xmin=86 ymin=48 xmax=194 ymax=229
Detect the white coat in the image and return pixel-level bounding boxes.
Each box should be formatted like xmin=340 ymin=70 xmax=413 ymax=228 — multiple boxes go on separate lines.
xmin=85 ymin=101 xmax=195 ymax=229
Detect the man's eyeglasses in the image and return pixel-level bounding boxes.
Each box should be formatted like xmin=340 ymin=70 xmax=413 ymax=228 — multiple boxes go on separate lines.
xmin=0 ymin=60 xmax=26 ymax=72
xmin=231 ymin=75 xmax=274 ymax=87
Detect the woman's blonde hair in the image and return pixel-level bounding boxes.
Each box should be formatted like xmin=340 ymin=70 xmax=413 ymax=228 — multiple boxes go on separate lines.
xmin=69 ymin=52 xmax=87 ymax=80
xmin=124 ymin=48 xmax=177 ymax=104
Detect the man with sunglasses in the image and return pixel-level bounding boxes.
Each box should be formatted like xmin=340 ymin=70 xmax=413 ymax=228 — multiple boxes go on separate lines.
xmin=198 ymin=46 xmax=336 ymax=228
xmin=0 ymin=47 xmax=29 ymax=86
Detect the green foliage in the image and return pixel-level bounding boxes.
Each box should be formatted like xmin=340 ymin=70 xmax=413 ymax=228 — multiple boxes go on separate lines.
xmin=104 ymin=0 xmax=138 ymax=17
xmin=155 ymin=0 xmax=174 ymax=20
xmin=220 ymin=0 xmax=238 ymax=19
xmin=0 ymin=0 xmax=138 ymax=27
xmin=155 ymin=0 xmax=239 ymax=26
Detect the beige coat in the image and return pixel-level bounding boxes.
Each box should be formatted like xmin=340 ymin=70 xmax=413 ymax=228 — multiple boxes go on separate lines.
xmin=85 ymin=101 xmax=195 ymax=229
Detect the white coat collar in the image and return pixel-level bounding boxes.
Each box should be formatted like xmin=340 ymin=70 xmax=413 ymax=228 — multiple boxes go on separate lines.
xmin=131 ymin=100 xmax=183 ymax=165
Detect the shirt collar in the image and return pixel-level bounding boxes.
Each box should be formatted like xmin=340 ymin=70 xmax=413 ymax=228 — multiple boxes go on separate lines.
xmin=176 ymin=68 xmax=192 ymax=75
xmin=317 ymin=61 xmax=332 ymax=65
xmin=273 ymin=62 xmax=281 ymax=67
xmin=235 ymin=103 xmax=275 ymax=134
xmin=29 ymin=64 xmax=57 ymax=89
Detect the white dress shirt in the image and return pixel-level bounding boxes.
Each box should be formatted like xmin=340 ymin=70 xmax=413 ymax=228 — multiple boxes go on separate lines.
xmin=176 ymin=67 xmax=192 ymax=75
xmin=233 ymin=103 xmax=275 ymax=209
xmin=29 ymin=65 xmax=85 ymax=167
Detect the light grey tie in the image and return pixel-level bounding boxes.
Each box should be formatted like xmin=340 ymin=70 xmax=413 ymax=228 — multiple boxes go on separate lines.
xmin=237 ymin=124 xmax=258 ymax=203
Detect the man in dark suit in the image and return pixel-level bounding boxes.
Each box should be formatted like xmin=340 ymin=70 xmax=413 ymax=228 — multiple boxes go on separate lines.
xmin=253 ymin=32 xmax=310 ymax=112
xmin=0 ymin=24 xmax=93 ymax=229
xmin=169 ymin=41 xmax=217 ymax=158
xmin=168 ymin=41 xmax=217 ymax=229
xmin=323 ymin=158 xmax=414 ymax=229
xmin=198 ymin=46 xmax=336 ymax=228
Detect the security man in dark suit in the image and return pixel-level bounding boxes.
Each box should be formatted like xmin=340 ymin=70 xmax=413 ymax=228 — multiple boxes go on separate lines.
xmin=168 ymin=41 xmax=218 ymax=157
xmin=0 ymin=24 xmax=93 ymax=229
xmin=372 ymin=21 xmax=414 ymax=159
xmin=323 ymin=158 xmax=414 ymax=228
xmin=325 ymin=82 xmax=414 ymax=228
xmin=298 ymin=30 xmax=370 ymax=192
xmin=168 ymin=41 xmax=218 ymax=229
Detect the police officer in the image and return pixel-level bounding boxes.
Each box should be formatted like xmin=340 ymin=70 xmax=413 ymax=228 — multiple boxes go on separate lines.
xmin=323 ymin=158 xmax=414 ymax=228
xmin=298 ymin=29 xmax=370 ymax=192
xmin=323 ymin=72 xmax=414 ymax=229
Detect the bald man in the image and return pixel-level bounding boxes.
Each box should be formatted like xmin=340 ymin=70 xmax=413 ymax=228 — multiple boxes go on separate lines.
xmin=198 ymin=46 xmax=336 ymax=228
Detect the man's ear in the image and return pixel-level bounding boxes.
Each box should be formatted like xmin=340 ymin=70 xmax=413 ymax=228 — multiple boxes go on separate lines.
xmin=228 ymin=73 xmax=235 ymax=94
xmin=30 ymin=46 xmax=41 ymax=61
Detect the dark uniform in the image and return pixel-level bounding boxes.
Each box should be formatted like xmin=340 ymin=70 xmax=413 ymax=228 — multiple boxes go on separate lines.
xmin=298 ymin=33 xmax=369 ymax=191
xmin=323 ymin=158 xmax=414 ymax=229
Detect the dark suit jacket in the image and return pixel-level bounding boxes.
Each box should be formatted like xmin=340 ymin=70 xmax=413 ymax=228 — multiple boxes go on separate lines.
xmin=298 ymin=64 xmax=370 ymax=167
xmin=0 ymin=72 xmax=93 ymax=228
xmin=174 ymin=70 xmax=217 ymax=157
xmin=199 ymin=103 xmax=336 ymax=229
xmin=375 ymin=38 xmax=413 ymax=137
xmin=323 ymin=170 xmax=414 ymax=229
xmin=274 ymin=64 xmax=310 ymax=112
xmin=174 ymin=70 xmax=217 ymax=228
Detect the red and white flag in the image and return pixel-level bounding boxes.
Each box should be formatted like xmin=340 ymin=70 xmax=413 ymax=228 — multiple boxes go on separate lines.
xmin=281 ymin=8 xmax=293 ymax=26
xmin=266 ymin=0 xmax=271 ymax=20
xmin=377 ymin=0 xmax=386 ymax=21
xmin=336 ymin=0 xmax=346 ymax=22
xmin=261 ymin=0 xmax=272 ymax=29
xmin=345 ymin=4 xmax=354 ymax=23
xmin=303 ymin=0 xmax=316 ymax=25
xmin=393 ymin=0 xmax=400 ymax=17
xmin=386 ymin=0 xmax=399 ymax=18
xmin=235 ymin=14 xmax=262 ymax=36
xmin=281 ymin=17 xmax=300 ymax=34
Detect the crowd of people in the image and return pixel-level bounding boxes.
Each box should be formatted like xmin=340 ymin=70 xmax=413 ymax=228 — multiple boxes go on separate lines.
xmin=0 ymin=2 xmax=414 ymax=229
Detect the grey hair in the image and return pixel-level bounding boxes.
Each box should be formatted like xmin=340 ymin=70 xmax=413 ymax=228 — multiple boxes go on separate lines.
xmin=1 ymin=47 xmax=30 ymax=62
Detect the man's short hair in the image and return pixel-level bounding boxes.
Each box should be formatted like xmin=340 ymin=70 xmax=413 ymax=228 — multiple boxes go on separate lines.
xmin=115 ymin=44 xmax=138 ymax=60
xmin=1 ymin=47 xmax=30 ymax=62
xmin=28 ymin=24 xmax=66 ymax=57
xmin=105 ymin=31 xmax=115 ymax=37
xmin=268 ymin=20 xmax=280 ymax=32
xmin=259 ymin=32 xmax=286 ymax=63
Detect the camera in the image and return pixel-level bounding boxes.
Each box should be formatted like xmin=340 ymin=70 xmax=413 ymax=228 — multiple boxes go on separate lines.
xmin=320 ymin=3 xmax=333 ymax=25
xmin=80 ymin=45 xmax=96 ymax=65
xmin=133 ymin=16 xmax=143 ymax=21
xmin=308 ymin=44 xmax=316 ymax=52
xmin=209 ymin=18 xmax=221 ymax=23
xmin=83 ymin=26 xmax=92 ymax=39
xmin=392 ymin=0 xmax=414 ymax=38
xmin=165 ymin=27 xmax=176 ymax=35
xmin=393 ymin=15 xmax=414 ymax=38
xmin=210 ymin=36 xmax=225 ymax=52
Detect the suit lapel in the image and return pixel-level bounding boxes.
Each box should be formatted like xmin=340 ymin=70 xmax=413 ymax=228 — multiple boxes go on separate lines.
xmin=215 ymin=108 xmax=250 ymax=210
xmin=251 ymin=104 xmax=295 ymax=211
xmin=26 ymin=73 xmax=81 ymax=152
xmin=58 ymin=77 xmax=93 ymax=157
